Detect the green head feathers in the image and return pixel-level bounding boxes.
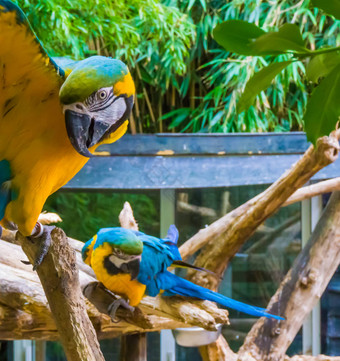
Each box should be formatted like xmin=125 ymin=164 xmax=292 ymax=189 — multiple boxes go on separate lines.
xmin=59 ymin=55 xmax=129 ymax=105
xmin=93 ymin=228 xmax=143 ymax=255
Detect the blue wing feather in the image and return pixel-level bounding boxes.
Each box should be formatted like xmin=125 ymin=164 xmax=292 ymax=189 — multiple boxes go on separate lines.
xmin=137 ymin=235 xmax=176 ymax=295
xmin=0 ymin=160 xmax=11 ymax=220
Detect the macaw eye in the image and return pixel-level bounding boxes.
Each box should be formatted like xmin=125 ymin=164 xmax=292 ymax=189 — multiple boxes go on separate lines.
xmin=98 ymin=90 xmax=108 ymax=101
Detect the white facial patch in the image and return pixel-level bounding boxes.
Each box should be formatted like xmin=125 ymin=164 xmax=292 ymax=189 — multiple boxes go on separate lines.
xmin=108 ymin=254 xmax=141 ymax=268
xmin=98 ymin=96 xmax=126 ymax=124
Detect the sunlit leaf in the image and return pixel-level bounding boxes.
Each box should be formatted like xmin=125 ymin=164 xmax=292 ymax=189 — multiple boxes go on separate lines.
xmin=237 ymin=61 xmax=293 ymax=113
xmin=187 ymin=0 xmax=196 ymax=11
xmin=252 ymin=24 xmax=309 ymax=55
xmin=306 ymin=52 xmax=340 ymax=82
xmin=304 ymin=64 xmax=340 ymax=144
xmin=210 ymin=111 xmax=224 ymax=126
xmin=213 ymin=20 xmax=265 ymax=55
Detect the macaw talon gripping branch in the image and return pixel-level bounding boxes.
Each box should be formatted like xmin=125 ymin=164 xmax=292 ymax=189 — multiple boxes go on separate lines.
xmin=28 ymin=224 xmax=55 ymax=270
xmin=108 ymin=297 xmax=135 ymax=322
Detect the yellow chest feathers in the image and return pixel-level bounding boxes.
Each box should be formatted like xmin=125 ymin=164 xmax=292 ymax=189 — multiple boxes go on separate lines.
xmin=91 ymin=243 xmax=146 ymax=307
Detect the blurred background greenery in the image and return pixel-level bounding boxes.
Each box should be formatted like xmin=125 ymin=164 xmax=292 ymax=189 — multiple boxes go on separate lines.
xmin=45 ymin=191 xmax=160 ymax=241
xmin=16 ymin=0 xmax=339 ymax=134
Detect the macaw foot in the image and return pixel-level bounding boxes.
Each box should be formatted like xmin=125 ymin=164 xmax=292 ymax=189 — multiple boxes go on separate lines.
xmin=29 ymin=223 xmax=55 ymax=271
xmin=108 ymin=298 xmax=135 ymax=322
xmin=0 ymin=225 xmax=2 ymax=239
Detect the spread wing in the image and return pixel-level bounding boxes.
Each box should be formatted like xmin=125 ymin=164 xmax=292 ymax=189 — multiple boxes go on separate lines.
xmin=0 ymin=0 xmax=64 ymax=123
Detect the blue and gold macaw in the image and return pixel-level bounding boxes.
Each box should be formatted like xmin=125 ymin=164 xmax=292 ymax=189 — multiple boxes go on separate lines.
xmin=82 ymin=225 xmax=284 ymax=320
xmin=0 ymin=1 xmax=135 ymax=267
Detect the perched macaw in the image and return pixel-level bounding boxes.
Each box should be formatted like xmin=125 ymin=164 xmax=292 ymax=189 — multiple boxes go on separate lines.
xmin=0 ymin=1 xmax=135 ymax=266
xmin=82 ymin=225 xmax=284 ymax=320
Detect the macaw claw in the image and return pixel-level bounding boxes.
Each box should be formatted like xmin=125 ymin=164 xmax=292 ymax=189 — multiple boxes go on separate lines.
xmin=108 ymin=298 xmax=135 ymax=322
xmin=29 ymin=224 xmax=55 ymax=271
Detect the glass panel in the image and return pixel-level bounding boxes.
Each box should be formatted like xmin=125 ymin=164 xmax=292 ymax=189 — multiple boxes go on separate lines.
xmin=175 ymin=186 xmax=302 ymax=358
xmin=46 ymin=341 xmax=66 ymax=361
xmin=0 ymin=341 xmax=12 ymax=361
xmin=320 ymin=193 xmax=339 ymax=355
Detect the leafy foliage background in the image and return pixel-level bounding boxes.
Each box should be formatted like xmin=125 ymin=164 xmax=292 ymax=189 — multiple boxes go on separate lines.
xmin=17 ymin=0 xmax=339 ymax=133
xmin=45 ymin=191 xmax=160 ymax=241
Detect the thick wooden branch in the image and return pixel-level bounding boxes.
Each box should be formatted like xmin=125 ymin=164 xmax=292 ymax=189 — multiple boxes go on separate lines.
xmin=238 ymin=191 xmax=340 ymax=361
xmin=17 ymin=228 xmax=105 ymax=361
xmin=180 ymin=133 xmax=340 ymax=290
xmin=0 ymin=204 xmax=227 ymax=341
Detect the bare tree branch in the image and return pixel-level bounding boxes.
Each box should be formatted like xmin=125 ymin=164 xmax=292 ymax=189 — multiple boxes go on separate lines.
xmin=181 ymin=133 xmax=340 ymax=291
xmin=283 ymin=177 xmax=340 ymax=206
xmin=238 ymin=191 xmax=340 ymax=361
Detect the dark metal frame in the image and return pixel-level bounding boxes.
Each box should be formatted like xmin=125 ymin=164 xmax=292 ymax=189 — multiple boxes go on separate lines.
xmin=65 ymin=133 xmax=340 ymax=190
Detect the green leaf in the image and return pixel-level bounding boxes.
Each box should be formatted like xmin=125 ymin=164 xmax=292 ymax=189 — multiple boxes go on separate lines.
xmin=306 ymin=52 xmax=340 ymax=82
xmin=187 ymin=0 xmax=196 ymax=11
xmin=252 ymin=24 xmax=309 ymax=55
xmin=304 ymin=64 xmax=340 ymax=144
xmin=213 ymin=20 xmax=265 ymax=56
xmin=210 ymin=111 xmax=224 ymax=126
xmin=312 ymin=0 xmax=340 ymax=19
xmin=237 ymin=61 xmax=293 ymax=113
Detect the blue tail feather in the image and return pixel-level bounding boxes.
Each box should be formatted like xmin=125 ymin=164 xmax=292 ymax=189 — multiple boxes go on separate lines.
xmin=159 ymin=271 xmax=284 ymax=320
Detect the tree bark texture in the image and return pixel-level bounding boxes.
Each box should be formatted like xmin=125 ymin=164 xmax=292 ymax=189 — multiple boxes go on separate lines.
xmin=0 ymin=235 xmax=227 ymax=340
xmin=283 ymin=177 xmax=340 ymax=206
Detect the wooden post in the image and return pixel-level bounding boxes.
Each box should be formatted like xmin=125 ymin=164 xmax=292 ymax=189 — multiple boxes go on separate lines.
xmin=120 ymin=334 xmax=147 ymax=361
xmin=35 ymin=341 xmax=46 ymax=361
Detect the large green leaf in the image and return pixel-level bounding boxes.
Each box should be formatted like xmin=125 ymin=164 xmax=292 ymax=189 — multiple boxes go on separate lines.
xmin=306 ymin=52 xmax=340 ymax=82
xmin=213 ymin=20 xmax=265 ymax=56
xmin=213 ymin=21 xmax=309 ymax=57
xmin=252 ymin=24 xmax=309 ymax=55
xmin=312 ymin=0 xmax=340 ymax=19
xmin=237 ymin=61 xmax=293 ymax=113
xmin=304 ymin=64 xmax=340 ymax=144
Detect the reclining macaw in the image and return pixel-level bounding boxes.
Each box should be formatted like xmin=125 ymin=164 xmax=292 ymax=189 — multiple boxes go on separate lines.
xmin=82 ymin=225 xmax=284 ymax=320
xmin=0 ymin=1 xmax=135 ymax=268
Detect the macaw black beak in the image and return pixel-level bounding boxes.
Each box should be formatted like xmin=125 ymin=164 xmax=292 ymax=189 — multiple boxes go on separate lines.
xmin=65 ymin=95 xmax=134 ymax=158
xmin=120 ymin=258 xmax=140 ymax=281
xmin=65 ymin=110 xmax=93 ymax=158
xmin=128 ymin=258 xmax=140 ymax=280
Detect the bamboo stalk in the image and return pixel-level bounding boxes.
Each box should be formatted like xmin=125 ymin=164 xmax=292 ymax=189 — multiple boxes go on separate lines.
xmin=136 ymin=65 xmax=156 ymax=125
